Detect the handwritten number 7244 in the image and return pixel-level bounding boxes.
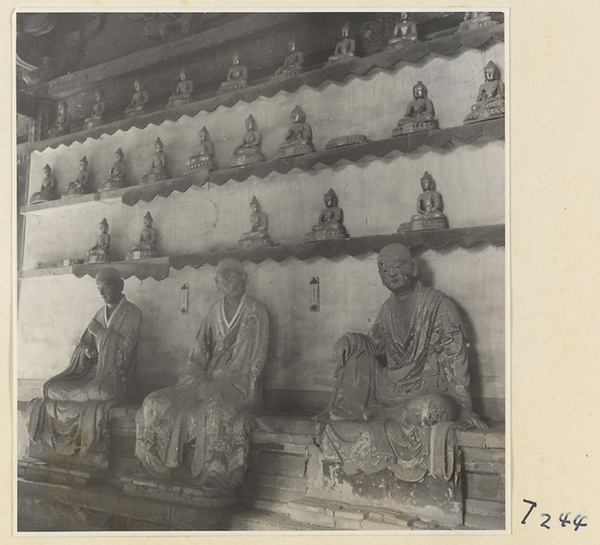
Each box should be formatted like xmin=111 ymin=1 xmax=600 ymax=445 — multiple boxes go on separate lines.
xmin=522 ymin=499 xmax=588 ymax=531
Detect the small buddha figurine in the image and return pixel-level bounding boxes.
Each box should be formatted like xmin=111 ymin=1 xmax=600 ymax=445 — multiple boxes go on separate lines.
xmin=230 ymin=114 xmax=266 ymax=168
xmin=184 ymin=126 xmax=217 ymax=174
xmin=125 ymin=79 xmax=149 ymax=118
xmin=86 ymin=218 xmax=111 ymax=263
xmin=85 ymin=89 xmax=105 ymax=129
xmin=48 ymin=100 xmax=71 ymax=138
xmin=129 ymin=211 xmax=158 ymax=259
xmin=167 ymin=67 xmax=193 ymax=108
xmin=388 ymin=12 xmax=419 ymax=47
xmin=273 ymin=40 xmax=304 ymax=79
xmin=458 ymin=12 xmax=497 ymax=33
xmin=277 ymin=105 xmax=314 ymax=158
xmin=23 ymin=56 xmax=55 ymax=86
xmin=64 ymin=156 xmax=91 ymax=197
xmin=218 ymin=54 xmax=248 ymax=93
xmin=100 ymin=148 xmax=127 ymax=191
xmin=141 ymin=137 xmax=170 ymax=183
xmin=238 ymin=197 xmax=273 ymax=249
xmin=327 ymin=22 xmax=356 ymax=64
xmin=402 ymin=171 xmax=448 ymax=231
xmin=393 ymin=81 xmax=438 ymax=136
xmin=29 ymin=164 xmax=58 ymax=204
xmin=464 ymin=60 xmax=505 ymax=124
xmin=305 ymin=188 xmax=349 ymax=242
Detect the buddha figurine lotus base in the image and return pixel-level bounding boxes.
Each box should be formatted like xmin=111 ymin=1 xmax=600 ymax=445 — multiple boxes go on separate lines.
xmin=463 ymin=107 xmax=505 ymax=125
xmin=218 ymin=81 xmax=248 ymax=94
xmin=141 ymin=167 xmax=169 ymax=184
xmin=325 ymin=134 xmax=368 ymax=149
xmin=99 ymin=179 xmax=126 ymax=191
xmin=272 ymin=66 xmax=303 ymax=80
xmin=125 ymin=107 xmax=146 ymax=119
xmin=85 ymin=253 xmax=111 ymax=264
xmin=126 ymin=248 xmax=158 ymax=261
xmin=305 ymin=229 xmax=349 ymax=242
xmin=276 ymin=143 xmax=314 ymax=159
xmin=62 ymin=187 xmax=90 ymax=198
xmin=393 ymin=119 xmax=438 ymax=136
xmin=29 ymin=194 xmax=58 ymax=205
xmin=167 ymin=96 xmax=192 ymax=109
xmin=85 ymin=118 xmax=103 ymax=130
xmin=327 ymin=54 xmax=355 ymax=66
xmin=238 ymin=237 xmax=273 ymax=250
xmin=229 ymin=152 xmax=266 ymax=168
xmin=184 ymin=155 xmax=217 ymax=174
xmin=408 ymin=216 xmax=448 ymax=231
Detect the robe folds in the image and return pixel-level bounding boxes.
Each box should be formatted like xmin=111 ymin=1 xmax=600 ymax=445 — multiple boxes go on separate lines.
xmin=27 ymin=297 xmax=141 ymax=459
xmin=135 ymin=294 xmax=269 ymax=490
xmin=320 ymin=281 xmax=472 ymax=482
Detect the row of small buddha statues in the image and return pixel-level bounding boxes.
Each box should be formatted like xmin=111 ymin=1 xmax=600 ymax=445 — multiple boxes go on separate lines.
xmin=61 ymin=170 xmax=447 ymax=267
xmin=45 ymin=12 xmax=501 ymax=139
xmin=36 ymin=64 xmax=504 ymax=202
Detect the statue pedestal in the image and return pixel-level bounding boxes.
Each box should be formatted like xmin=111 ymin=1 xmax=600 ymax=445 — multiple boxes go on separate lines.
xmin=218 ymin=81 xmax=248 ymax=94
xmin=327 ymin=54 xmax=355 ymax=65
xmin=392 ymin=119 xmax=438 ymax=136
xmin=18 ymin=457 xmax=107 ymax=487
xmin=325 ymin=134 xmax=368 ymax=149
xmin=407 ymin=216 xmax=448 ymax=231
xmin=184 ymin=155 xmax=217 ymax=174
xmin=125 ymin=107 xmax=145 ymax=118
xmin=121 ymin=474 xmax=239 ymax=509
xmin=141 ymin=168 xmax=169 ymax=184
xmin=126 ymin=249 xmax=157 ymax=261
xmin=85 ymin=118 xmax=102 ymax=130
xmin=85 ymin=253 xmax=110 ymax=264
xmin=272 ymin=66 xmax=303 ymax=80
xmin=167 ymin=96 xmax=192 ymax=108
xmin=464 ymin=107 xmax=505 ymax=125
xmin=304 ymin=229 xmax=348 ymax=242
xmin=229 ymin=152 xmax=266 ymax=168
xmin=63 ymin=258 xmax=85 ymax=266
xmin=276 ymin=143 xmax=314 ymax=159
xmin=99 ymin=179 xmax=126 ymax=191
xmin=62 ymin=187 xmax=90 ymax=198
xmin=238 ymin=237 xmax=273 ymax=249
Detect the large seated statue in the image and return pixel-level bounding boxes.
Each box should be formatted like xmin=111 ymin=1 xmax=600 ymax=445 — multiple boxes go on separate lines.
xmin=26 ymin=268 xmax=141 ymax=471
xmin=464 ymin=60 xmax=505 ymax=124
xmin=316 ymin=243 xmax=485 ymax=483
xmin=135 ymin=258 xmax=269 ymax=493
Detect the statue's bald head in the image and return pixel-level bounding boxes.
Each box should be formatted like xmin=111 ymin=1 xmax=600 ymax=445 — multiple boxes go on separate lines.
xmin=377 ymin=243 xmax=418 ymax=295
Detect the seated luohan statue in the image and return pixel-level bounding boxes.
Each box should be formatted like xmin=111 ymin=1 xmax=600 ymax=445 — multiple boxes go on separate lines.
xmin=128 ymin=211 xmax=158 ymax=259
xmin=230 ymin=114 xmax=266 ymax=168
xmin=219 ymin=54 xmax=248 ymax=93
xmin=398 ymin=171 xmax=448 ymax=231
xmin=29 ymin=164 xmax=58 ymax=204
xmin=136 ymin=258 xmax=269 ymax=492
xmin=305 ymin=188 xmax=349 ymax=241
xmin=388 ymin=12 xmax=419 ymax=47
xmin=64 ymin=156 xmax=91 ymax=197
xmin=141 ymin=137 xmax=170 ymax=183
xmin=167 ymin=67 xmax=193 ymax=108
xmin=125 ymin=79 xmax=149 ymax=118
xmin=86 ymin=218 xmax=111 ymax=263
xmin=316 ymin=243 xmax=485 ymax=482
xmin=328 ymin=22 xmax=355 ymax=64
xmin=26 ymin=268 xmax=141 ymax=470
xmin=276 ymin=105 xmax=314 ymax=158
xmin=100 ymin=148 xmax=127 ymax=191
xmin=393 ymin=81 xmax=438 ymax=135
xmin=238 ymin=196 xmax=273 ymax=249
xmin=464 ymin=61 xmax=505 ymax=124
xmin=273 ymin=40 xmax=304 ymax=79
xmin=184 ymin=126 xmax=217 ymax=174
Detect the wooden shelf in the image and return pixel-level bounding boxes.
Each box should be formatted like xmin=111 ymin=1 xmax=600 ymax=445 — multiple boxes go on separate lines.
xmin=20 ymin=226 xmax=504 ymax=281
xmin=18 ymin=24 xmax=504 ymax=154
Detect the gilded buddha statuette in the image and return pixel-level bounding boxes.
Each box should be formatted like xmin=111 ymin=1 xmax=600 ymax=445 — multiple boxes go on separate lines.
xmin=305 ymin=188 xmax=349 ymax=241
xmin=184 ymin=126 xmax=217 ymax=174
xmin=464 ymin=61 xmax=505 ymax=124
xmin=230 ymin=114 xmax=266 ymax=168
xmin=393 ymin=81 xmax=438 ymax=135
xmin=141 ymin=137 xmax=170 ymax=183
xmin=276 ymin=105 xmax=314 ymax=158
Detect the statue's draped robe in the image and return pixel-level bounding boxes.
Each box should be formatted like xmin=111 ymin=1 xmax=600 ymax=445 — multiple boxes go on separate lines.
xmin=27 ymin=297 xmax=141 ymax=458
xmin=321 ymin=281 xmax=472 ymax=482
xmin=135 ymin=295 xmax=269 ymax=489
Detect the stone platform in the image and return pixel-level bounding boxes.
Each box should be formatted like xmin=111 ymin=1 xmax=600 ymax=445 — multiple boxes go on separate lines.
xmin=18 ymin=407 xmax=506 ymax=531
